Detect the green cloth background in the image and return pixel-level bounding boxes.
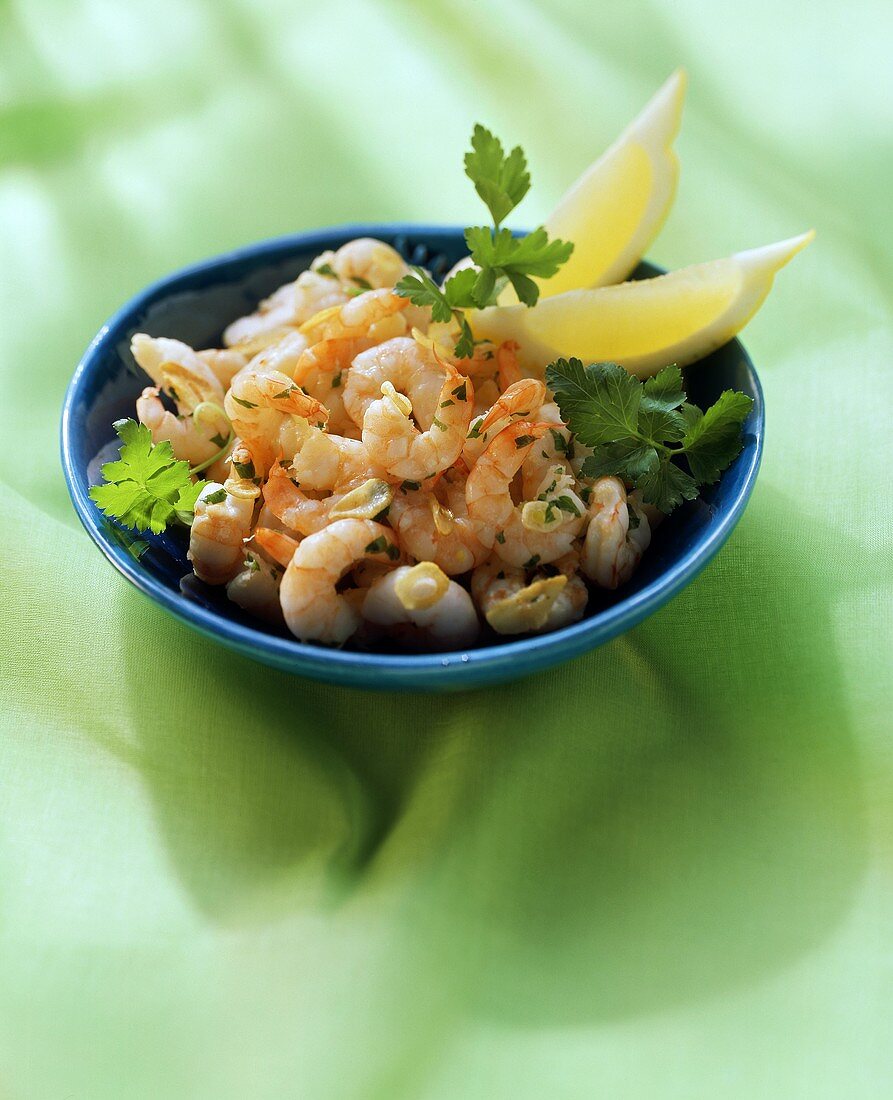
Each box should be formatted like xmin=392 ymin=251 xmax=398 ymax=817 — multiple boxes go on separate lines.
xmin=1 ymin=1 xmax=891 ymax=1096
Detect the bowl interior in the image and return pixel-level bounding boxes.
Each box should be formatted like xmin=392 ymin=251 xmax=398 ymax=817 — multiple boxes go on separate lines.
xmin=62 ymin=225 xmax=762 ymax=690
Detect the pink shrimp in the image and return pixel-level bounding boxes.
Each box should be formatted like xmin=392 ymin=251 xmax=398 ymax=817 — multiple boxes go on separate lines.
xmin=465 ymin=420 xmax=585 ymax=567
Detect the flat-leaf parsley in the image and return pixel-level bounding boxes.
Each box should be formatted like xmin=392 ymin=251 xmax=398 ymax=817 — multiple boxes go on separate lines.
xmin=89 ymin=419 xmax=207 ymax=534
xmin=545 ymin=359 xmax=753 ymax=513
xmin=395 ymin=125 xmax=573 ymax=357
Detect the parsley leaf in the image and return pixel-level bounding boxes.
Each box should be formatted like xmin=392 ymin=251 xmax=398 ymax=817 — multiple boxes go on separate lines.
xmin=639 ymin=363 xmax=688 ymax=441
xmin=394 ymin=269 xmax=453 ymax=323
xmin=394 ymin=124 xmax=573 ymax=355
xmin=395 ymin=266 xmax=477 ymax=357
xmin=465 ymin=226 xmax=574 ymax=307
xmin=545 ymin=357 xmax=641 ymax=444
xmin=546 ymin=359 xmax=753 ymax=514
xmin=89 ymin=419 xmax=207 ymax=534
xmin=464 ymin=124 xmax=530 ymax=228
xmin=682 ymin=390 xmax=756 ymax=484
xmin=637 ymin=454 xmax=700 ymax=512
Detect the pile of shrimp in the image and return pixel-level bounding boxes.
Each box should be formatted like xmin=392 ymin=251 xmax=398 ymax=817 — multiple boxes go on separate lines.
xmin=130 ymin=238 xmax=661 ymax=650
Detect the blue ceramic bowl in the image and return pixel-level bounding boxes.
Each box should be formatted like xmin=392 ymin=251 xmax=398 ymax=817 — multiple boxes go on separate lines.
xmin=61 ymin=225 xmax=763 ymax=691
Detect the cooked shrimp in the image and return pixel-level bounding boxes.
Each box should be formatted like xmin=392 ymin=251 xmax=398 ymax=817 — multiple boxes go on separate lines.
xmin=471 ymin=557 xmax=588 ymax=635
xmin=292 ymin=337 xmax=374 ymax=437
xmin=197 ymin=347 xmax=248 ymax=388
xmin=299 ymin=288 xmax=408 ymax=345
xmin=289 ymin=429 xmax=382 ymax=492
xmin=359 ymin=354 xmax=474 ymax=482
xmin=224 ymin=369 xmax=328 ymax=472
xmin=314 ymin=237 xmax=410 ymax=290
xmin=389 ymin=469 xmax=486 ymax=575
xmin=350 ymin=558 xmax=394 ymax=590
xmin=241 ymin=329 xmax=310 ymax=382
xmin=496 ymin=340 xmax=523 ymax=389
xmin=188 ymin=482 xmax=255 ymax=585
xmin=521 ymin=402 xmax=572 ymax=498
xmin=252 ymin=503 xmax=293 ymax=543
xmin=472 ymin=377 xmax=501 ymax=416
xmin=253 ymin=527 xmax=300 ymax=567
xmin=361 ymin=563 xmax=479 ymax=650
xmin=226 ymin=551 xmax=285 ymax=626
xmin=465 ymin=421 xmax=585 ymax=567
xmin=131 ymin=334 xmax=225 ymax=412
xmin=135 ymin=386 xmax=231 ymax=468
xmin=520 ymin=450 xmax=587 ymax=536
xmin=343 ymin=336 xmax=446 ymax=430
xmin=227 ymin=326 xmax=303 ymax=359
xmin=262 ymin=462 xmax=340 ymax=536
xmin=582 ymin=478 xmax=653 ymax=589
xmin=463 ymin=377 xmax=547 ymax=464
xmin=278 ymin=519 xmax=402 ymax=644
xmin=223 ymin=269 xmax=350 ymax=347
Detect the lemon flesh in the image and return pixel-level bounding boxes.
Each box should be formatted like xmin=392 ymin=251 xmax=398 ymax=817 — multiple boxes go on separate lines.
xmin=473 ymin=232 xmax=815 ymax=379
xmin=499 ymin=69 xmax=686 ymax=304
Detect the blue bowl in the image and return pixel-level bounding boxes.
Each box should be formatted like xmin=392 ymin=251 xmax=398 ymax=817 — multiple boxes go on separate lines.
xmin=61 ymin=224 xmax=763 ymax=691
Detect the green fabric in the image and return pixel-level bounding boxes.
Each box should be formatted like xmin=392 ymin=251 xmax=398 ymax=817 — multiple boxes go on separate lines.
xmin=1 ymin=0 xmax=891 ymax=1095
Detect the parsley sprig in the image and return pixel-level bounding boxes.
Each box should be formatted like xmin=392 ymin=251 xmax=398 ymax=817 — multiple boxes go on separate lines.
xmin=89 ymin=419 xmax=208 ymax=534
xmin=545 ymin=359 xmax=753 ymax=513
xmin=395 ymin=125 xmax=573 ymax=357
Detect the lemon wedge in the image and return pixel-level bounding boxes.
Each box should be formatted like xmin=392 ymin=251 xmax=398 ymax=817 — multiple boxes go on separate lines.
xmin=499 ymin=69 xmax=686 ymax=304
xmin=472 ymin=231 xmax=815 ymax=378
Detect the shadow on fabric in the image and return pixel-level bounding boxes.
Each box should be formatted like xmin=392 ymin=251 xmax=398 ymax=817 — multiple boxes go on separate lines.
xmin=103 ymin=484 xmax=865 ymax=1023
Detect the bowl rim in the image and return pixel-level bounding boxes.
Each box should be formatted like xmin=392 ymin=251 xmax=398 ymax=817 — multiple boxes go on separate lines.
xmin=60 ymin=223 xmax=764 ymax=689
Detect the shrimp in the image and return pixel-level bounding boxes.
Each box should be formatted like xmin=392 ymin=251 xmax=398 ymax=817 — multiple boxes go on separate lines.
xmin=388 ymin=469 xmax=486 ymax=575
xmin=224 ymin=369 xmax=328 ymax=472
xmin=131 ymin=334 xmax=225 ymax=412
xmin=471 ymin=557 xmax=588 ymax=635
xmin=582 ymin=477 xmax=653 ymax=589
xmin=465 ymin=421 xmax=585 ymax=567
xmin=313 ymin=237 xmax=410 ymax=290
xmin=226 ymin=550 xmax=285 ymax=626
xmin=521 ymin=402 xmax=572 ymax=498
xmin=299 ymin=288 xmax=408 ymax=345
xmin=350 ymin=558 xmax=394 ymax=590
xmin=135 ymin=386 xmax=231 ymax=468
xmin=262 ymin=463 xmax=340 ymax=536
xmin=496 ymin=340 xmax=523 ymax=389
xmin=343 ymin=336 xmax=447 ymax=430
xmin=361 ymin=563 xmax=480 ymax=650
xmin=289 ymin=428 xmax=383 ymax=491
xmin=472 ymin=377 xmax=501 ymax=416
xmin=240 ymin=329 xmax=310 ymax=383
xmin=292 ymin=337 xmax=375 ymax=437
xmin=277 ymin=518 xmax=402 ymax=644
xmin=310 ymin=237 xmax=432 ymax=332
xmin=463 ymin=377 xmax=547 ymax=464
xmin=253 ymin=527 xmax=300 ymax=567
xmin=188 ymin=482 xmax=256 ymax=585
xmin=357 ymin=350 xmax=475 ymax=482
xmin=223 ymin=269 xmax=350 ymax=347
xmin=263 ymin=419 xmax=388 ymax=532
xmin=197 ymin=347 xmax=248 ymax=388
